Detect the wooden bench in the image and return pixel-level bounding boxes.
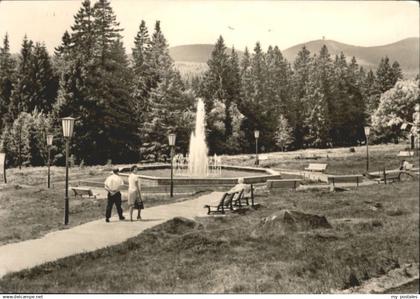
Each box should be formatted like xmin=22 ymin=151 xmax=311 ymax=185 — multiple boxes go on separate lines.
xmin=327 ymin=175 xmax=363 ymax=187
xmin=71 ymin=187 xmax=96 ymax=199
xmin=204 ymin=192 xmax=236 ymax=215
xmin=233 ymin=185 xmax=256 ymax=208
xmin=266 ymin=179 xmax=301 ymax=190
xmin=204 ymin=184 xmax=255 ymax=214
xmin=397 ymin=151 xmax=415 ymax=157
xmin=304 ymin=163 xmax=328 ymax=172
xmin=374 ymin=170 xmax=402 ymax=184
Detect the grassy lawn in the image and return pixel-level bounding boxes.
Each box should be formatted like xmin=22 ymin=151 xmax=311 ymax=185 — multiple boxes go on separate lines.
xmin=3 ymin=165 xmax=107 ymax=186
xmin=0 ymin=179 xmax=418 ymax=293
xmin=223 ymin=143 xmax=419 ymax=174
xmin=0 ymin=182 xmax=206 ymax=246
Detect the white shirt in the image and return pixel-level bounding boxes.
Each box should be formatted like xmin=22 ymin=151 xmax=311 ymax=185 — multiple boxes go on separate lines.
xmin=128 ymin=173 xmax=140 ymax=192
xmin=402 ymin=161 xmax=412 ymax=170
xmin=104 ymin=174 xmax=124 ymax=193
xmin=228 ymin=183 xmax=246 ymax=194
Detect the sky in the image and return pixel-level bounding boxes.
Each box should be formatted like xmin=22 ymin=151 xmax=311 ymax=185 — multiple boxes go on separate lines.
xmin=0 ymin=0 xmax=419 ymax=54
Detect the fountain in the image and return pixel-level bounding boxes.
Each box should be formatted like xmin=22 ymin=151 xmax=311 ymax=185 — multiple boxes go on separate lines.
xmin=188 ymin=98 xmax=209 ymax=176
xmin=79 ymin=98 xmax=285 ymax=193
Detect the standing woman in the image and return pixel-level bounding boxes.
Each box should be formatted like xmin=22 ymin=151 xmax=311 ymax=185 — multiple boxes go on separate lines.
xmin=128 ymin=165 xmax=143 ymax=221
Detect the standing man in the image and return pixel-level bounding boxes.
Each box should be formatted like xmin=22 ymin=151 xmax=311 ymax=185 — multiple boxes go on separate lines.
xmin=104 ymin=168 xmax=125 ymax=222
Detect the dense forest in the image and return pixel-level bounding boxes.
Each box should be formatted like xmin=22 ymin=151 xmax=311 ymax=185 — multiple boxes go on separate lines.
xmin=0 ymin=0 xmax=419 ymax=167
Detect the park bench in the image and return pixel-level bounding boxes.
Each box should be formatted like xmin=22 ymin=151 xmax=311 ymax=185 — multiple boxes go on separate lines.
xmin=266 ymin=179 xmax=302 ymax=190
xmin=304 ymin=163 xmax=328 ymax=172
xmin=233 ymin=184 xmax=256 ymax=208
xmin=204 ymin=184 xmax=255 ymax=214
xmin=397 ymin=151 xmax=415 ymax=157
xmin=327 ymin=174 xmax=363 ymax=188
xmin=71 ymin=187 xmax=96 ymax=199
xmin=374 ymin=170 xmax=402 ymax=184
xmin=204 ymin=192 xmax=236 ymax=215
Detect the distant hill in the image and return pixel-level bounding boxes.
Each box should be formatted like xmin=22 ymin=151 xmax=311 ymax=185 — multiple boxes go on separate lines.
xmin=169 ymin=38 xmax=419 ymax=78
xmin=169 ymin=44 xmax=244 ymax=64
xmin=282 ymin=37 xmax=419 ymax=78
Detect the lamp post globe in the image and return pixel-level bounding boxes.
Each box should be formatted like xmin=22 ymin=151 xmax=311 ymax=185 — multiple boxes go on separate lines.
xmin=61 ymin=117 xmax=75 ymax=225
xmin=254 ymin=130 xmax=260 ymax=166
xmin=168 ymin=133 xmax=176 ymax=197
xmin=46 ymin=134 xmax=53 ymax=188
xmin=364 ymin=126 xmax=371 ymax=172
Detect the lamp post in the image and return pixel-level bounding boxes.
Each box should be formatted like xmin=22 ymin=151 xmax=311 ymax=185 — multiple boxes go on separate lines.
xmin=168 ymin=133 xmax=176 ymax=197
xmin=414 ymin=104 xmax=420 ymax=156
xmin=46 ymin=134 xmax=53 ymax=188
xmin=364 ymin=126 xmax=371 ymax=172
xmin=62 ymin=117 xmax=75 ymax=225
xmin=254 ymin=130 xmax=260 ymax=166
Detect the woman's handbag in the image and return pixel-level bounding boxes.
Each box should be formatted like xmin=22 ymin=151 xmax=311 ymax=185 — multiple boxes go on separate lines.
xmin=134 ymin=189 xmax=144 ymax=210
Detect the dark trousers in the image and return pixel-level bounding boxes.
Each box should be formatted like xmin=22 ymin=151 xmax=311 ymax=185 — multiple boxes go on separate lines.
xmin=105 ymin=191 xmax=124 ymax=220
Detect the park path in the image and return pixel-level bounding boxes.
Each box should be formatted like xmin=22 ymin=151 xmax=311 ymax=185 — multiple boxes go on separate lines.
xmin=0 ymin=191 xmax=223 ymax=279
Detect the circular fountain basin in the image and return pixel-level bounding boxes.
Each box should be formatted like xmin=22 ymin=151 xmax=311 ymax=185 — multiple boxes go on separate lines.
xmin=119 ymin=164 xmax=282 ymax=187
xmin=79 ymin=164 xmax=298 ymax=195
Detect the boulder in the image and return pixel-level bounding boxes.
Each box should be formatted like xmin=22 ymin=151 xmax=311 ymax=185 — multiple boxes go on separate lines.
xmin=157 ymin=217 xmax=203 ymax=235
xmin=283 ymin=210 xmax=332 ymax=230
xmin=256 ymin=210 xmax=332 ymax=237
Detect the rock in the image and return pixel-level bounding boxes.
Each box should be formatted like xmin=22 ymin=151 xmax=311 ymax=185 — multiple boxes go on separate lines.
xmin=157 ymin=217 xmax=203 ymax=235
xmin=283 ymin=210 xmax=332 ymax=231
xmin=258 ymin=210 xmax=332 ymax=235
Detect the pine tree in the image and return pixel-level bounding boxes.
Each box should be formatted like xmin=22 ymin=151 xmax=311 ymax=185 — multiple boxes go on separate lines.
xmin=54 ymin=0 xmax=138 ymax=164
xmin=274 ymin=114 xmax=294 ymax=151
xmin=266 ymin=46 xmax=292 ymax=121
xmin=131 ymin=20 xmax=152 ymax=146
xmin=202 ymin=36 xmax=229 ymax=109
xmin=28 ymin=42 xmax=58 ymax=113
xmin=139 ymin=20 xmax=193 ymax=160
xmin=330 ymin=53 xmax=365 ymax=145
xmin=148 ymin=21 xmax=173 ymax=85
xmin=70 ymin=0 xmax=95 ymax=62
xmin=391 ymin=61 xmax=403 ymax=83
xmin=291 ymin=46 xmax=312 ymax=148
xmin=375 ymin=56 xmax=395 ymax=93
xmin=132 ymin=20 xmax=150 ymax=71
xmin=225 ymin=46 xmax=241 ymax=139
xmin=347 ymin=56 xmax=359 ymax=85
xmin=239 ymin=42 xmax=275 ymax=151
xmin=92 ymin=0 xmax=123 ymax=65
xmin=0 ymin=33 xmax=17 ymax=130
xmin=303 ymin=73 xmax=330 ymax=148
xmin=197 ymin=35 xmax=233 ymax=152
xmin=8 ymin=35 xmax=33 ymax=121
xmin=6 ymin=37 xmax=58 ymax=121
xmin=300 ymin=46 xmax=333 ymax=148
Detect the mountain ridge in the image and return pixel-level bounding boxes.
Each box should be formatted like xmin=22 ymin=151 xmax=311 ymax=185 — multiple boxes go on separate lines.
xmin=169 ymin=37 xmax=419 ymax=78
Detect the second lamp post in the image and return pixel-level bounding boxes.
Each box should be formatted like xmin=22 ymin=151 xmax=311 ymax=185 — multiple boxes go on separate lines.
xmin=364 ymin=126 xmax=371 ymax=172
xmin=254 ymin=130 xmax=260 ymax=166
xmin=62 ymin=117 xmax=75 ymax=225
xmin=168 ymin=133 xmax=176 ymax=197
xmin=46 ymin=134 xmax=53 ymax=188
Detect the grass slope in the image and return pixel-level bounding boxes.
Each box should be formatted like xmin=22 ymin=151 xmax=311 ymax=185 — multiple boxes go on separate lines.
xmin=223 ymin=144 xmax=419 ymax=175
xmin=0 ymin=180 xmax=418 ymax=293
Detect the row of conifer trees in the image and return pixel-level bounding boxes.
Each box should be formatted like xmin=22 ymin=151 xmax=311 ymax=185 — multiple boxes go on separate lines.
xmin=0 ymin=0 xmax=407 ymax=167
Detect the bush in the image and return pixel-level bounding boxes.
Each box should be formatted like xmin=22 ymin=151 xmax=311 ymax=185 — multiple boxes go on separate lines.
xmin=0 ymin=111 xmax=52 ymax=167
